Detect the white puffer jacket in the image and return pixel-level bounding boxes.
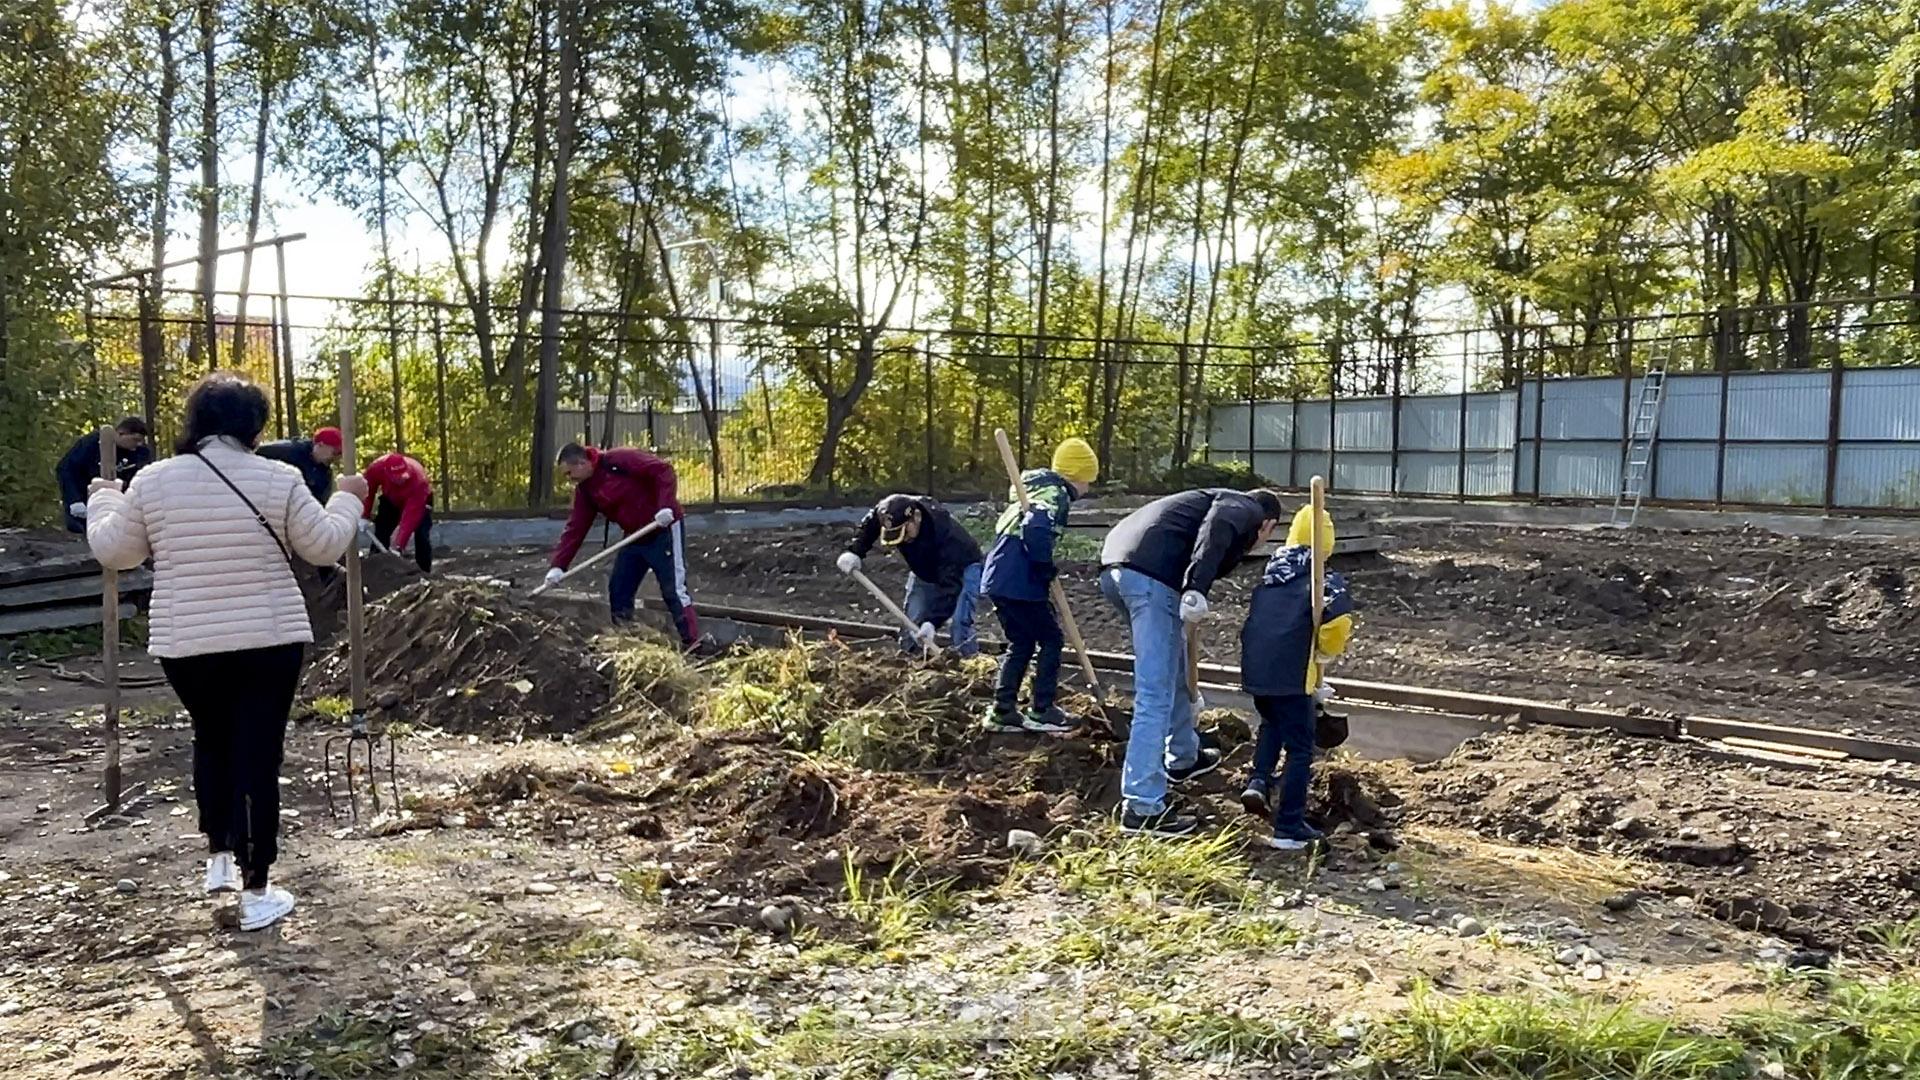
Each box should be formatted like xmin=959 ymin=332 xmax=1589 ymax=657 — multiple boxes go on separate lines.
xmin=87 ymin=437 xmax=362 ymax=659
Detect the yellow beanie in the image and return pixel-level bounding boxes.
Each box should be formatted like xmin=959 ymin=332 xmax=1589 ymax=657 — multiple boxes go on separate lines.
xmin=1051 ymin=437 xmax=1100 ymax=486
xmin=1286 ymin=505 xmax=1335 ymax=558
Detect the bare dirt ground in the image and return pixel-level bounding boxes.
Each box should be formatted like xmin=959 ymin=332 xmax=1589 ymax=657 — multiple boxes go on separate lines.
xmin=5 ymin=516 xmax=1920 ymax=1077
xmin=448 ymin=513 xmax=1920 ymax=741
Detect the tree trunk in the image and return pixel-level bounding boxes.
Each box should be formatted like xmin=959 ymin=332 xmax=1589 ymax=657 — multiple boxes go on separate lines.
xmin=1174 ymin=83 xmax=1218 ymax=464
xmin=365 ymin=0 xmax=406 ymax=451
xmin=528 ymin=0 xmax=578 ymax=505
xmin=144 ymin=12 xmax=180 ymax=425
xmin=191 ymin=0 xmax=219 ymax=370
xmin=645 ymin=210 xmax=722 ymax=490
xmin=230 ymin=0 xmax=273 ymax=367
xmin=808 ymin=333 xmax=881 ymax=487
xmin=1093 ymin=0 xmax=1117 ymax=472
xmin=1027 ymin=0 xmax=1067 ymax=450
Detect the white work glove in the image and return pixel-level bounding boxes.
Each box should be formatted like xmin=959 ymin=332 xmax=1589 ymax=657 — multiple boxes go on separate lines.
xmin=544 ymin=567 xmax=565 ymax=587
xmin=836 ymin=552 xmax=861 ymax=575
xmin=653 ymin=508 xmax=675 ymax=529
xmin=915 ymin=621 xmax=937 ymax=648
xmin=1179 ymin=590 xmax=1209 ymax=624
xmin=357 ymin=519 xmax=373 ymax=537
xmin=1314 ymin=681 xmax=1336 ymax=704
xmin=68 ymin=502 xmax=88 ymax=518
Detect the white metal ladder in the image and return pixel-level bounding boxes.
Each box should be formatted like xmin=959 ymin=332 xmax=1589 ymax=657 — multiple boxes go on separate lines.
xmin=1609 ymin=319 xmax=1677 ymax=527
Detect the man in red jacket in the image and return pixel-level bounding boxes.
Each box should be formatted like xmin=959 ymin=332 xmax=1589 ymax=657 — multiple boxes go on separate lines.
xmin=362 ymin=451 xmax=434 ymax=573
xmin=545 ymin=442 xmax=698 ymax=645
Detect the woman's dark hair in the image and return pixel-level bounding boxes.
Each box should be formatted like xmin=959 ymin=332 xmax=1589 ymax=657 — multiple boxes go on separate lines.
xmin=175 ymin=372 xmax=272 ymax=454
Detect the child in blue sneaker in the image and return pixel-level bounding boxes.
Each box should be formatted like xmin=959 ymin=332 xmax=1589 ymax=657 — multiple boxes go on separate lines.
xmin=1238 ymin=505 xmax=1354 ymax=850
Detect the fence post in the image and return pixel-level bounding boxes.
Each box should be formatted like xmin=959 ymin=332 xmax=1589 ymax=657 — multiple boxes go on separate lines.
xmin=1017 ymin=341 xmax=1030 ymax=465
xmin=1288 ymin=359 xmax=1300 ymax=490
xmin=274 ymin=240 xmax=297 ymax=435
xmin=645 ymin=397 xmax=656 ymax=452
xmin=1619 ymin=316 xmax=1635 ymax=505
xmin=1822 ymin=307 xmax=1846 ymax=512
xmin=1245 ymin=356 xmax=1256 ymax=480
xmin=1457 ymin=329 xmax=1469 ymax=501
xmin=1714 ymin=311 xmax=1731 ymax=508
xmin=265 ymin=294 xmax=285 ymax=438
xmin=1389 ymin=339 xmax=1404 ymax=497
xmin=924 ymin=338 xmax=935 ymax=497
xmin=1530 ymin=326 xmax=1546 ymax=505
xmin=1327 ymin=335 xmax=1340 ymax=492
xmin=430 ymin=305 xmax=452 ymax=511
xmin=709 ymin=315 xmax=722 ymax=504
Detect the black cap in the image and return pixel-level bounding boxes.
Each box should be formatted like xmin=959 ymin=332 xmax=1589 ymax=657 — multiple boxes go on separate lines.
xmin=876 ymin=494 xmax=920 ymax=545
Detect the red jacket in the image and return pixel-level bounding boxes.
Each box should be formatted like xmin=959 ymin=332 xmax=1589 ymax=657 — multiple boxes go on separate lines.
xmin=362 ymin=453 xmax=432 ymax=549
xmin=550 ymin=447 xmax=683 ymax=570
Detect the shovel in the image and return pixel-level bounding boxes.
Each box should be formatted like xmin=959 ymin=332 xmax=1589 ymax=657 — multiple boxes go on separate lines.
xmin=841 ymin=562 xmax=936 ymax=656
xmin=530 ymin=517 xmax=669 ymax=597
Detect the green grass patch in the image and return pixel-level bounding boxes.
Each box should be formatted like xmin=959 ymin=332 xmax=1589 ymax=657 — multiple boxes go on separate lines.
xmin=622 ymin=1003 xmax=1130 ymax=1080
xmin=252 ymin=1008 xmax=497 ymax=1079
xmin=595 ymin=634 xmax=709 ymax=738
xmin=1728 ymin=975 xmax=1920 ymax=1077
xmin=842 ymin=855 xmax=967 ymax=959
xmin=1863 ymin=914 xmax=1920 ymax=961
xmin=1050 ymin=823 xmax=1254 ymax=905
xmin=1364 ymin=987 xmax=1746 ymax=1079
xmin=1152 ymin=1006 xmax=1311 ymax=1064
xmin=1044 ymin=901 xmax=1299 ymax=970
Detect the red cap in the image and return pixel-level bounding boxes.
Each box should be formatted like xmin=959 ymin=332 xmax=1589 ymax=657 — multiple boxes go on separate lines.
xmin=312 ymin=427 xmax=343 ymax=451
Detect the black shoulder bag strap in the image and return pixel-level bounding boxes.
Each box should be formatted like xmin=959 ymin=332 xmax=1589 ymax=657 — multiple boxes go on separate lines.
xmin=193 ymin=450 xmax=296 ymax=570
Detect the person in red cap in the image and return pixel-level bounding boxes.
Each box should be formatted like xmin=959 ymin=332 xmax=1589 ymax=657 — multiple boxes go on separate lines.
xmin=545 ymin=442 xmax=697 ymax=646
xmin=362 ymin=451 xmax=434 ymax=573
xmin=256 ymin=427 xmax=342 ymax=504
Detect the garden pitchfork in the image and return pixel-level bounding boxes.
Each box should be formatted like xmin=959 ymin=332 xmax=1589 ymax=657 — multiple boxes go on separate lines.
xmin=323 ymin=351 xmax=401 ymax=821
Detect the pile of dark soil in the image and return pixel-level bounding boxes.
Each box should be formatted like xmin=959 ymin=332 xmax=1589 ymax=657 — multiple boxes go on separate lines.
xmin=309 ymin=581 xmax=614 ymax=737
xmin=1390 ymin=726 xmax=1920 ymax=954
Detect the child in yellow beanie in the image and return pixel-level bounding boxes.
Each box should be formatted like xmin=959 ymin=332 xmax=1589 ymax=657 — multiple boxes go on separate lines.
xmin=980 ymin=437 xmax=1099 ymax=734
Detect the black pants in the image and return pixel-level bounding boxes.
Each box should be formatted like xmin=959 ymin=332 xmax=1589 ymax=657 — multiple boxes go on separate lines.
xmin=372 ymin=495 xmax=433 ymax=573
xmin=160 ymin=643 xmax=305 ymax=889
xmin=992 ymin=597 xmax=1064 ymax=712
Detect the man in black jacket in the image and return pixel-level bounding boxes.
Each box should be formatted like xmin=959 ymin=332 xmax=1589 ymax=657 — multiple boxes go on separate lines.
xmin=1098 ymin=487 xmax=1285 ymax=836
xmin=837 ymin=493 xmax=985 ymax=656
xmin=56 ymin=417 xmax=151 ymax=533
xmin=255 ymin=426 xmax=343 ymax=503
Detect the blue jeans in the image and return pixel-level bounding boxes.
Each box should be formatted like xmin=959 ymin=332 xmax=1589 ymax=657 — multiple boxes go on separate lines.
xmin=902 ymin=563 xmax=981 ymax=656
xmin=992 ymin=597 xmax=1063 ymax=711
xmin=1100 ymin=567 xmax=1200 ymax=817
xmin=1252 ymin=695 xmax=1316 ymax=831
xmin=609 ymin=521 xmax=697 ymax=645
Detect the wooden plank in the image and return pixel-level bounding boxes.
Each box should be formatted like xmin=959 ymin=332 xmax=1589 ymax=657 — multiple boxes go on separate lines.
xmin=1718 ymin=736 xmax=1848 ymax=761
xmin=1317 ymin=675 xmax=1682 ymax=739
xmin=0 ymin=570 xmax=151 ymax=609
xmin=0 ymin=554 xmax=101 ymax=587
xmin=1685 ymin=714 xmax=1920 ymax=766
xmin=0 ymin=602 xmax=135 ymax=636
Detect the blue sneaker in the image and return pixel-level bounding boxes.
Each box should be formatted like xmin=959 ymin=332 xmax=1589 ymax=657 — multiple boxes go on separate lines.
xmin=1267 ymin=822 xmax=1326 ymax=852
xmin=1240 ymin=780 xmax=1271 ymax=819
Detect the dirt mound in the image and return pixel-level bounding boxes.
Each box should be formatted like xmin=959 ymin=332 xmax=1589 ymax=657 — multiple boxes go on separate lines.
xmin=309 ymin=581 xmax=614 ymax=737
xmin=1395 ymin=727 xmax=1920 ymax=953
xmin=1809 ymin=565 xmax=1917 ymax=633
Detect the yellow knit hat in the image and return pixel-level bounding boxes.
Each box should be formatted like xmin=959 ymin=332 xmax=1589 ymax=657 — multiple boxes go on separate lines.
xmin=1051 ymin=437 xmax=1100 ymax=485
xmin=1286 ymin=505 xmax=1335 ymax=558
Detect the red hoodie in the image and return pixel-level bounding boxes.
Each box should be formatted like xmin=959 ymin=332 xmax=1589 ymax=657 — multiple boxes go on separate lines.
xmin=550 ymin=447 xmax=683 ymax=570
xmin=362 ymin=453 xmax=432 ymax=549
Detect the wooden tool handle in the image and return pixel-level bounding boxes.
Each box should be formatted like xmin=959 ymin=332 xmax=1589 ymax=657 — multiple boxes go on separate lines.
xmin=992 ymin=428 xmax=1105 ymax=705
xmin=98 ymin=426 xmax=122 ymax=811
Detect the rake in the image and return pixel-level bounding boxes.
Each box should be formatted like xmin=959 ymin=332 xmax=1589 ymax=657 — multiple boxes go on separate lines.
xmin=324 ymin=350 xmax=403 ymax=821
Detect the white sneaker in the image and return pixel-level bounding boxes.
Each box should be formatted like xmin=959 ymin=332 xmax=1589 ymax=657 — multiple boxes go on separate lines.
xmin=238 ymin=885 xmax=296 ymax=931
xmin=204 ymin=852 xmax=240 ymax=895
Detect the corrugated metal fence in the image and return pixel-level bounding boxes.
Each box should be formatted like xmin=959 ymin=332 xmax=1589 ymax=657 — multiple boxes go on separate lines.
xmin=1207 ymin=366 xmax=1920 ymax=511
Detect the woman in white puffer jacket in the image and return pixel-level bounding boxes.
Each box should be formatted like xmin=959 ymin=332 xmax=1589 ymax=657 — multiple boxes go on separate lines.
xmin=87 ymin=372 xmax=369 ymax=932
